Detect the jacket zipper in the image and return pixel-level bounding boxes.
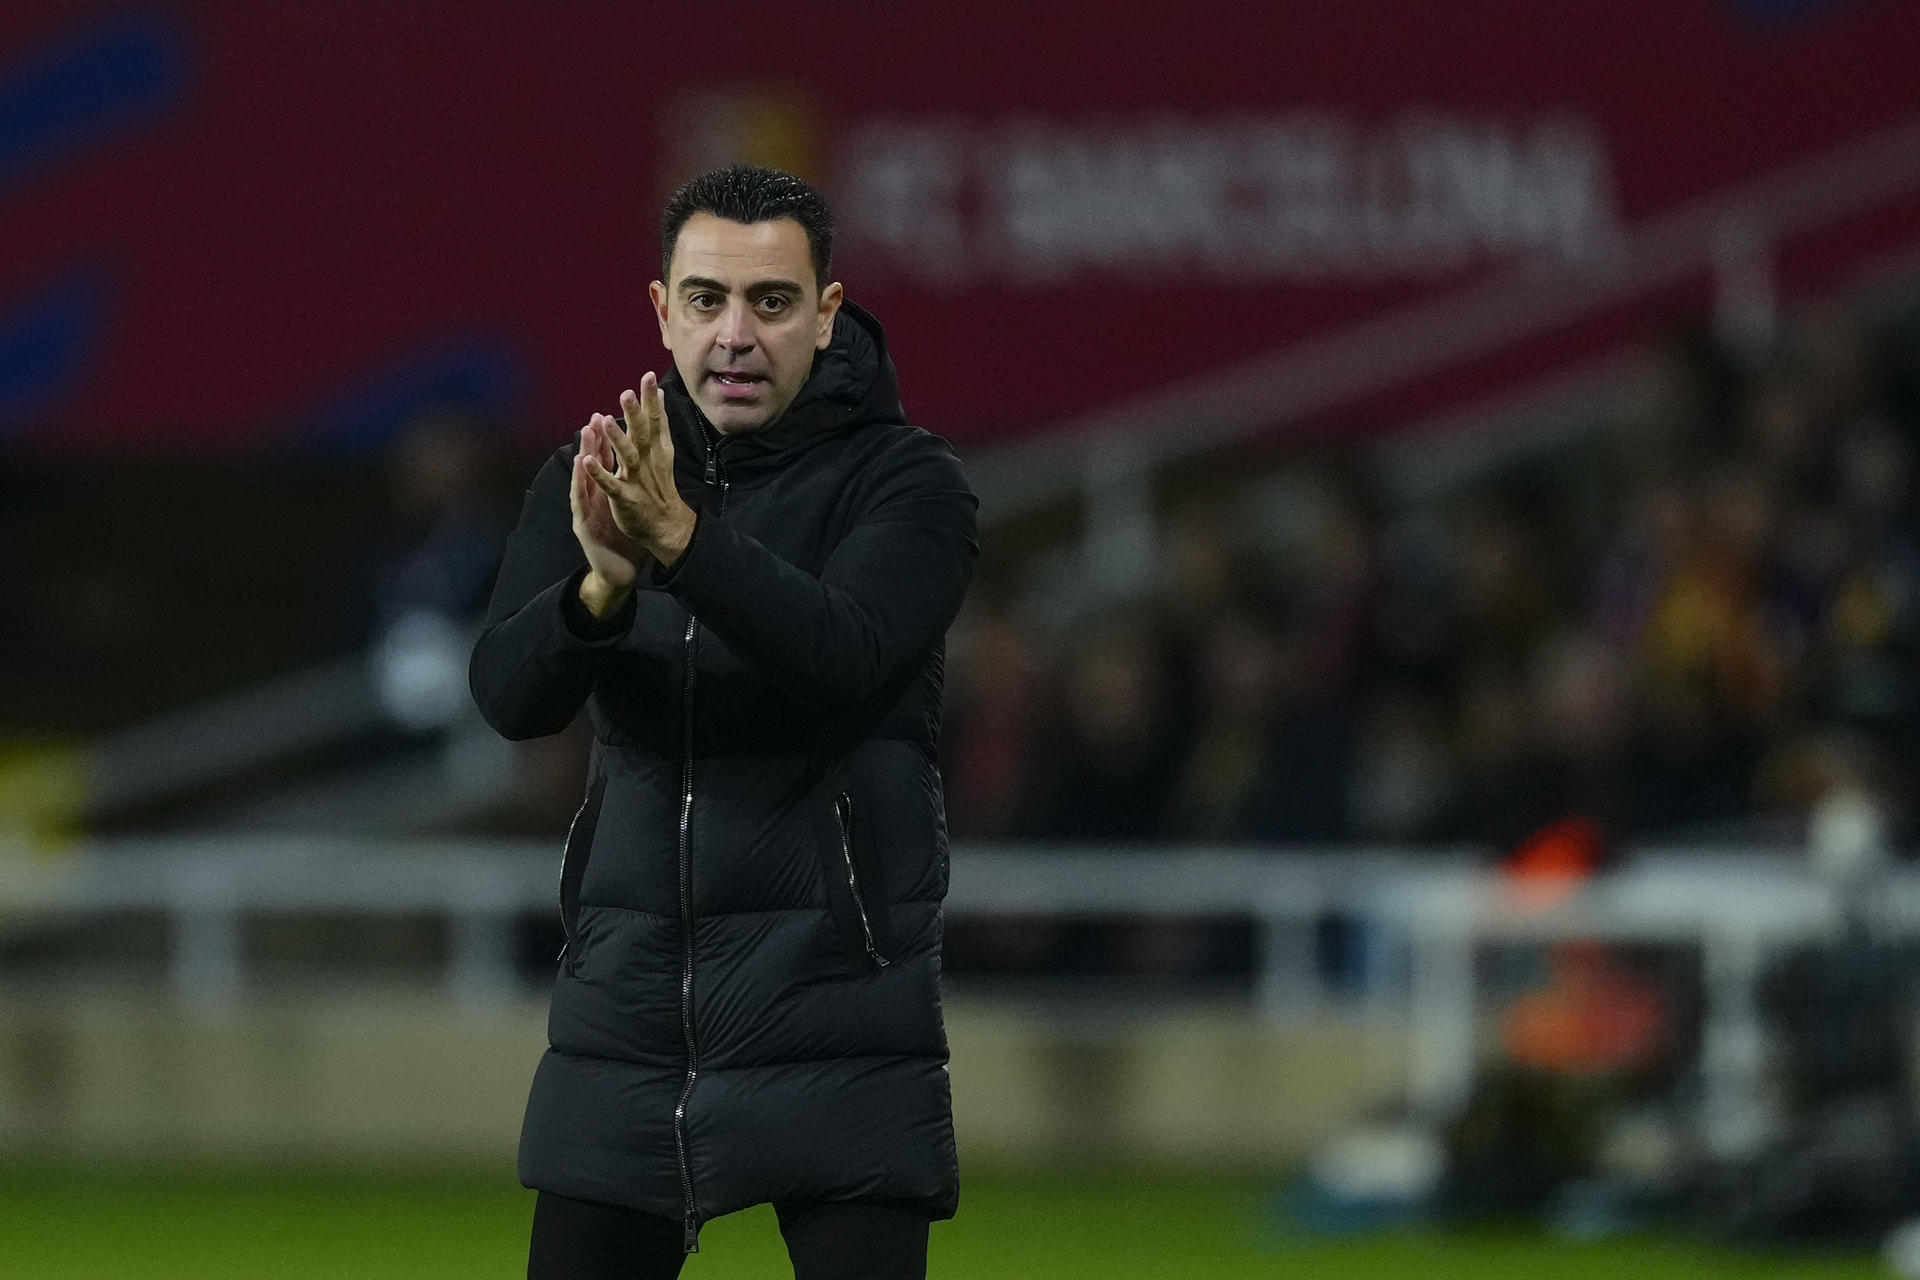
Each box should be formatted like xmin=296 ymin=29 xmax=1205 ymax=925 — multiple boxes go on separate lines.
xmin=555 ymin=773 xmax=604 ymax=974
xmin=555 ymin=794 xmax=591 ymax=970
xmin=675 ymin=430 xmax=727 ymax=1254
xmin=673 ymin=609 xmax=700 ymax=1254
xmin=835 ymin=794 xmax=890 ymax=968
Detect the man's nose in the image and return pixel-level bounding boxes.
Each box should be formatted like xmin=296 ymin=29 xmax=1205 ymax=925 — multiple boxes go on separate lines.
xmin=716 ymin=302 xmax=756 ymax=353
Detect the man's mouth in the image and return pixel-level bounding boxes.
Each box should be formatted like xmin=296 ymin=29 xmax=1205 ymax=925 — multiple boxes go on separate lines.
xmin=710 ymin=371 xmax=766 ymax=401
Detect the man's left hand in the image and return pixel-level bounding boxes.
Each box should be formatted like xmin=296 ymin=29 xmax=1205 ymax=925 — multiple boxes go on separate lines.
xmin=581 ymin=371 xmax=699 ymax=569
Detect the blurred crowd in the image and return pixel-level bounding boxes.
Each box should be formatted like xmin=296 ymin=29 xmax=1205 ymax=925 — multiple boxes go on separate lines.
xmin=939 ymin=300 xmax=1920 ymax=853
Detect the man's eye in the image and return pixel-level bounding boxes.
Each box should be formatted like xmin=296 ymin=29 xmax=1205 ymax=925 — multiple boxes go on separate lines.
xmin=689 ymin=293 xmax=718 ymax=309
xmin=758 ymin=295 xmax=791 ymax=314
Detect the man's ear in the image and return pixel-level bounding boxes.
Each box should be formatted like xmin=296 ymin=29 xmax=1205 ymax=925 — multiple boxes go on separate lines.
xmin=649 ymin=280 xmax=671 ymax=350
xmin=815 ymin=282 xmax=844 ymax=351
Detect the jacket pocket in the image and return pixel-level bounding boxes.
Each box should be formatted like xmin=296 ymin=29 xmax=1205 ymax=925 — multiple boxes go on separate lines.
xmin=556 ymin=774 xmax=606 ymax=975
xmin=817 ymin=790 xmax=891 ymax=970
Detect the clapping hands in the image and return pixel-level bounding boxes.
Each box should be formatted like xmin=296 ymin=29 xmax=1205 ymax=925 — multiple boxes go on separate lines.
xmin=570 ymin=372 xmax=698 ymax=617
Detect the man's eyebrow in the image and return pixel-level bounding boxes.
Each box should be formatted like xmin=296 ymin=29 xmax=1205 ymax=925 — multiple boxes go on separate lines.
xmin=675 ymin=275 xmax=806 ymax=297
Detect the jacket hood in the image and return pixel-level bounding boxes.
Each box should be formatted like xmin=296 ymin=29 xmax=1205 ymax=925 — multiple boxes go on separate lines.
xmin=660 ymin=299 xmax=904 ymax=478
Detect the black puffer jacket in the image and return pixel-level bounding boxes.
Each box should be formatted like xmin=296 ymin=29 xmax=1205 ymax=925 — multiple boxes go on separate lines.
xmin=469 ymin=302 xmax=976 ymax=1249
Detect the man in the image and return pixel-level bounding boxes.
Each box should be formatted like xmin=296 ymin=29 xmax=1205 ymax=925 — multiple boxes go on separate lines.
xmin=469 ymin=165 xmax=977 ymax=1280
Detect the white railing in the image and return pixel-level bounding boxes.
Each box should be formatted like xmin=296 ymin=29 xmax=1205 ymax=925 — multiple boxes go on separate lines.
xmin=0 ymin=838 xmax=1450 ymax=1013
xmin=5 ymin=836 xmax=1913 ymax=1139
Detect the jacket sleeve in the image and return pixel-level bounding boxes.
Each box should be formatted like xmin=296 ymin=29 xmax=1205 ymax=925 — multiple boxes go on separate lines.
xmin=657 ymin=432 xmax=977 ymax=709
xmin=468 ymin=444 xmax=637 ymax=740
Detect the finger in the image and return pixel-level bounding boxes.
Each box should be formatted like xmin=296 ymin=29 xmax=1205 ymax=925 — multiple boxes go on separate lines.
xmin=642 ymin=374 xmax=672 ymax=461
xmin=595 ymin=414 xmax=621 ymax=475
xmin=582 ymin=450 xmax=622 ymax=496
xmin=642 ymin=371 xmax=666 ymax=438
xmin=575 ymin=451 xmax=612 ymax=526
xmin=648 ymin=405 xmax=676 ymax=476
xmin=617 ymin=387 xmax=644 ymax=443
xmin=578 ymin=419 xmax=603 ymax=484
xmin=586 ymin=414 xmax=623 ymax=477
xmin=617 ymin=386 xmax=648 ymax=453
xmin=608 ymin=397 xmax=644 ymax=474
xmin=582 ymin=416 xmax=602 ymax=474
xmin=574 ymin=447 xmax=600 ymax=506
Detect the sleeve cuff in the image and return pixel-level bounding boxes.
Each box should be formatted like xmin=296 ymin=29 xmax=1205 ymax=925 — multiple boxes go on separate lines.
xmin=558 ymin=565 xmax=636 ymax=644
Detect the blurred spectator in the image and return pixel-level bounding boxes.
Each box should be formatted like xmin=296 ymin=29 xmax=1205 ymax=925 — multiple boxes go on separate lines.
xmin=1020 ymin=607 xmax=1185 ymax=841
xmin=941 ymin=594 xmax=1044 ymax=839
xmin=1238 ymin=619 xmax=1354 ymax=843
xmin=1166 ymin=610 xmax=1284 ymax=839
xmin=1347 ymin=686 xmax=1454 ymax=841
xmin=361 ymin=409 xmax=514 ymax=733
xmin=367 ymin=406 xmax=513 ymax=639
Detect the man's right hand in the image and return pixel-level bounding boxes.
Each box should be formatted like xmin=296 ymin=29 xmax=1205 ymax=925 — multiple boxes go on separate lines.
xmin=570 ymin=417 xmax=645 ymax=618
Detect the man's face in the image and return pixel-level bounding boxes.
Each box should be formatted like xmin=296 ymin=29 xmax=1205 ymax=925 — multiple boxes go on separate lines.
xmin=650 ymin=212 xmax=844 ymax=435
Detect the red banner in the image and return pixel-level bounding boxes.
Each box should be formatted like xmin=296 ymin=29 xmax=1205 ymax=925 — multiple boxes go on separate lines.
xmin=2 ymin=1 xmax=1918 ymax=455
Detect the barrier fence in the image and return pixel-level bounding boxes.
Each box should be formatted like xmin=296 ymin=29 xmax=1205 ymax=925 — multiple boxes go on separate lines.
xmin=3 ymin=837 xmax=1909 ymax=1140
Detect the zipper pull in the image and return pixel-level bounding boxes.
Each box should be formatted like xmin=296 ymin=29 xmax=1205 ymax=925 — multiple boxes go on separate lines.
xmin=683 ymin=1213 xmax=700 ymax=1254
xmin=703 ymin=431 xmax=730 ymax=489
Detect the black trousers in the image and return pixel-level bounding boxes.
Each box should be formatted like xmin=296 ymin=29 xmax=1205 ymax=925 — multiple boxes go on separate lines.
xmin=527 ymin=1190 xmax=931 ymax=1280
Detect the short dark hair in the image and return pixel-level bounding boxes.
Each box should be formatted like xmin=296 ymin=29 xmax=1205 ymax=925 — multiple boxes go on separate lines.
xmin=659 ymin=165 xmax=835 ymax=290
